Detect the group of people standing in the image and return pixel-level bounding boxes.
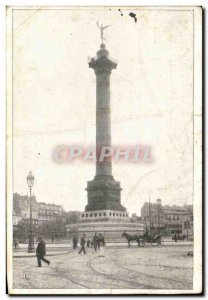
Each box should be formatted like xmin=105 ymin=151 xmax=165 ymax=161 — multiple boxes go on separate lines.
xmin=73 ymin=232 xmax=105 ymax=254
xmin=13 ymin=232 xmax=106 ymax=268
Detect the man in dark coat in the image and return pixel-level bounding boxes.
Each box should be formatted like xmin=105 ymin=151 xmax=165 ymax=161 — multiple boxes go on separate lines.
xmin=86 ymin=238 xmax=91 ymax=248
xmin=78 ymin=234 xmax=86 ymax=254
xmin=73 ymin=235 xmax=78 ymax=249
xmin=93 ymin=233 xmax=99 ymax=252
xmin=36 ymin=236 xmax=50 ymax=267
xmin=14 ymin=237 xmax=19 ymax=249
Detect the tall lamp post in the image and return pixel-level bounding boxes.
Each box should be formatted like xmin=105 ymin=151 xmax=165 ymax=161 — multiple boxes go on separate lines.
xmin=27 ymin=171 xmax=35 ymax=253
xmin=186 ymin=217 xmax=189 ymax=240
xmin=149 ymin=194 xmax=151 ymax=235
xmin=156 ymin=199 xmax=162 ymax=234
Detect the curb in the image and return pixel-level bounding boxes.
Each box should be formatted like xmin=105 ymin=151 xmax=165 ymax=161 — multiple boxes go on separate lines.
xmin=13 ymin=251 xmax=72 ymax=258
xmin=13 ymin=243 xmax=193 ymax=258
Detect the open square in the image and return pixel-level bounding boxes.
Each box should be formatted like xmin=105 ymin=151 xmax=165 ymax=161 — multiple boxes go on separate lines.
xmin=13 ymin=244 xmax=193 ymax=290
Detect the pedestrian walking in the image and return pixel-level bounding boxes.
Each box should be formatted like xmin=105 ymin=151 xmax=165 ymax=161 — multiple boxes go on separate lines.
xmin=51 ymin=232 xmax=54 ymax=243
xmin=87 ymin=239 xmax=91 ymax=248
xmin=174 ymin=233 xmax=177 ymax=243
xmin=98 ymin=233 xmax=102 ymax=251
xmin=93 ymin=233 xmax=99 ymax=252
xmin=78 ymin=234 xmax=86 ymax=254
xmin=14 ymin=237 xmax=19 ymax=249
xmin=98 ymin=233 xmax=104 ymax=249
xmin=73 ymin=234 xmax=78 ymax=249
xmin=100 ymin=234 xmax=105 ymax=247
xmin=36 ymin=236 xmax=50 ymax=267
xmin=98 ymin=233 xmax=105 ymax=256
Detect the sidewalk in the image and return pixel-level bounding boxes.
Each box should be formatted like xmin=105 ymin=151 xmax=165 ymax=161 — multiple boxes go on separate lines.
xmin=13 ymin=251 xmax=71 ymax=258
xmin=15 ymin=243 xmax=71 ymax=249
xmin=13 ymin=243 xmax=72 ymax=258
xmin=13 ymin=240 xmax=193 ymax=258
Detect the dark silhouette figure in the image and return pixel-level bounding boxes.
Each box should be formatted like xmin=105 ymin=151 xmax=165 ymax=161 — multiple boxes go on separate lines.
xmin=98 ymin=233 xmax=105 ymax=247
xmin=73 ymin=235 xmax=78 ymax=249
xmin=78 ymin=234 xmax=86 ymax=254
xmin=36 ymin=236 xmax=50 ymax=267
xmin=87 ymin=239 xmax=91 ymax=248
xmin=93 ymin=233 xmax=99 ymax=252
xmin=14 ymin=237 xmax=19 ymax=249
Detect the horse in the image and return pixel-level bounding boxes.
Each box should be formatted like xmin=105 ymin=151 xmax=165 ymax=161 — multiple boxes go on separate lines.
xmin=122 ymin=231 xmax=141 ymax=247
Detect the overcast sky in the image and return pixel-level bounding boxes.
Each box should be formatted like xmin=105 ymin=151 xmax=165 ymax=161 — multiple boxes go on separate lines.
xmin=12 ymin=7 xmax=194 ymax=215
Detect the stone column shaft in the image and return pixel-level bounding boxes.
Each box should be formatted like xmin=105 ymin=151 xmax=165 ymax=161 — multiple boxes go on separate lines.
xmin=96 ymin=72 xmax=112 ymax=176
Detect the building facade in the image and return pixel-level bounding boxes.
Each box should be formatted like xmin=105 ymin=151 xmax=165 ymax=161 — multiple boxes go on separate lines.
xmin=38 ymin=202 xmax=66 ymax=225
xmin=141 ymin=199 xmax=193 ymax=237
xmin=13 ymin=193 xmax=66 ymax=227
xmin=13 ymin=193 xmax=39 ymax=226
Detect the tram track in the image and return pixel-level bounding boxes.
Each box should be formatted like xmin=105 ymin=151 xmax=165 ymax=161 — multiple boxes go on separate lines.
xmin=18 ymin=247 xmax=192 ymax=290
xmin=55 ymin=257 xmax=128 ymax=289
xmin=54 ymin=261 xmax=90 ymax=288
xmin=87 ymin=256 xmax=152 ymax=289
xmin=23 ymin=264 xmax=37 ymax=288
xmin=22 ymin=260 xmax=89 ymax=289
xmin=113 ymin=259 xmax=192 ymax=288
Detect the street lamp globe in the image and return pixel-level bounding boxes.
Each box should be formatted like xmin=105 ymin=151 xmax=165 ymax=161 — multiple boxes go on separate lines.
xmin=27 ymin=171 xmax=34 ymax=188
xmin=156 ymin=199 xmax=162 ymax=206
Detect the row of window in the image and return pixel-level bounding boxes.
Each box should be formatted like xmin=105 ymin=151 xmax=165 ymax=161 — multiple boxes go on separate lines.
xmin=21 ymin=219 xmax=38 ymax=225
xmin=147 ymin=214 xmax=191 ymax=221
xmin=38 ymin=206 xmax=63 ymax=211
xmin=38 ymin=215 xmax=57 ymax=220
xmin=164 ymin=224 xmax=182 ymax=229
xmin=39 ymin=210 xmax=64 ymax=216
xmin=165 ymin=214 xmax=180 ymax=220
xmin=184 ymin=224 xmax=191 ymax=229
xmin=81 ymin=212 xmax=128 ymax=218
xmin=151 ymin=214 xmax=179 ymax=220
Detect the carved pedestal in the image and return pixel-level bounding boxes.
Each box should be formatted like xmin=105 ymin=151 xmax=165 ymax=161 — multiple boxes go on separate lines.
xmin=85 ymin=176 xmax=126 ymax=212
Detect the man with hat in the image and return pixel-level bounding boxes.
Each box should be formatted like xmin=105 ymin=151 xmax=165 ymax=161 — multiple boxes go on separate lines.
xmin=36 ymin=236 xmax=50 ymax=267
xmin=93 ymin=232 xmax=99 ymax=252
xmin=78 ymin=234 xmax=86 ymax=254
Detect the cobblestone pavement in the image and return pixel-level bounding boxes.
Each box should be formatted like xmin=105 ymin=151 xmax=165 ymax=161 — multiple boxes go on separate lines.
xmin=13 ymin=245 xmax=193 ymax=290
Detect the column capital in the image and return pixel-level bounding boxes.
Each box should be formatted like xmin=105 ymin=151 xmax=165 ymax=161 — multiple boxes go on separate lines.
xmin=89 ymin=56 xmax=117 ymax=75
xmin=88 ymin=44 xmax=117 ymax=74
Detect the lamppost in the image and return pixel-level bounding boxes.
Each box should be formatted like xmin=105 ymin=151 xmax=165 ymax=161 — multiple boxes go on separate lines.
xmin=27 ymin=171 xmax=35 ymax=253
xmin=186 ymin=217 xmax=189 ymax=240
xmin=156 ymin=199 xmax=162 ymax=234
xmin=149 ymin=194 xmax=151 ymax=235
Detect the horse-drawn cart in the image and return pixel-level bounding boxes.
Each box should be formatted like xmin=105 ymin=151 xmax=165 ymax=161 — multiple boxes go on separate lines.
xmin=122 ymin=231 xmax=162 ymax=247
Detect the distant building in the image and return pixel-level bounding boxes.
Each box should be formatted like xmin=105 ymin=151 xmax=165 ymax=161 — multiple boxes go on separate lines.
xmin=131 ymin=213 xmax=143 ymax=223
xmin=66 ymin=211 xmax=80 ymax=224
xmin=38 ymin=202 xmax=66 ymax=225
xmin=13 ymin=193 xmax=38 ymax=226
xmin=13 ymin=193 xmax=66 ymax=227
xmin=141 ymin=199 xmax=193 ymax=236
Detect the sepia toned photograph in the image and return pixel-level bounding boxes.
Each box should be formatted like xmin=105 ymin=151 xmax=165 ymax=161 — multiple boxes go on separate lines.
xmin=6 ymin=6 xmax=202 ymax=295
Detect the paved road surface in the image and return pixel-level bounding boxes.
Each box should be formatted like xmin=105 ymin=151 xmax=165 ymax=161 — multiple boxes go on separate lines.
xmin=13 ymin=245 xmax=193 ymax=290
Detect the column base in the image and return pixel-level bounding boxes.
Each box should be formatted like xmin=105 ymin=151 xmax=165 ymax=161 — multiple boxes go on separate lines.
xmin=85 ymin=175 xmax=126 ymax=212
xmin=28 ymin=247 xmax=35 ymax=253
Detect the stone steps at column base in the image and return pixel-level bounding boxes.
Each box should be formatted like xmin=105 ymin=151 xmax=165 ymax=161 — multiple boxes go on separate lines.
xmin=66 ymin=220 xmax=144 ymax=240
